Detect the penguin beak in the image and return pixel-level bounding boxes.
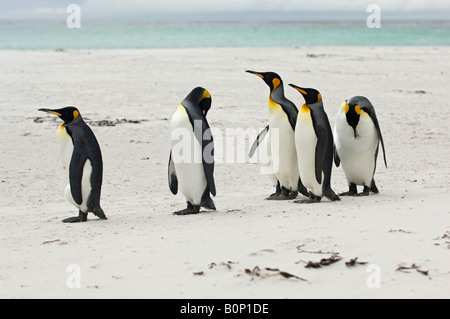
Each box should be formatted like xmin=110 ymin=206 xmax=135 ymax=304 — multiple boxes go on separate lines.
xmin=246 ymin=70 xmax=264 ymax=79
xmin=38 ymin=108 xmax=61 ymax=117
xmin=288 ymin=84 xmax=308 ymax=96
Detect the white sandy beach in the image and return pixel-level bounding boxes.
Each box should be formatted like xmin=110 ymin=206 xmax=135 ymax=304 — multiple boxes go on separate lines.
xmin=0 ymin=47 xmax=449 ymax=299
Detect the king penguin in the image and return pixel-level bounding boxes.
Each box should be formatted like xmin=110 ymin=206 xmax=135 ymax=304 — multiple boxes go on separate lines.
xmin=38 ymin=107 xmax=107 ymax=223
xmin=333 ymin=96 xmax=387 ymax=196
xmin=289 ymin=84 xmax=340 ymax=203
xmin=169 ymin=87 xmax=216 ymax=215
xmin=246 ymin=70 xmax=308 ymax=200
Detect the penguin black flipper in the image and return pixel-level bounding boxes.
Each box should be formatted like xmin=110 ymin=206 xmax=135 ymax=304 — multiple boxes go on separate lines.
xmin=249 ymin=125 xmax=269 ymax=158
xmin=366 ymin=108 xmax=387 ymax=168
xmin=168 ymin=151 xmax=178 ymax=195
xmin=201 ymin=123 xmax=216 ymax=196
xmin=313 ymin=123 xmax=327 ymax=185
xmin=280 ymin=99 xmax=299 ymax=132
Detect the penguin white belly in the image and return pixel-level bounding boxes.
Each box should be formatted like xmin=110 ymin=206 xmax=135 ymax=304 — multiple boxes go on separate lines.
xmin=170 ymin=106 xmax=207 ymax=206
xmin=295 ymin=113 xmax=323 ymax=197
xmin=269 ymin=108 xmax=299 ymax=191
xmin=57 ymin=125 xmax=73 ymax=174
xmin=65 ymin=160 xmax=93 ymax=213
xmin=334 ymin=112 xmax=378 ymax=186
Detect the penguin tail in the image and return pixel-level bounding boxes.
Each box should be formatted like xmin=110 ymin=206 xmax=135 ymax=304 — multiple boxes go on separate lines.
xmin=92 ymin=206 xmax=107 ymax=220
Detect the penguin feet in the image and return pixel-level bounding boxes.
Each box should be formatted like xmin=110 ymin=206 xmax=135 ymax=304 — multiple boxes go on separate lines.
xmin=201 ymin=199 xmax=216 ymax=211
xmin=355 ymin=186 xmax=371 ymax=197
xmin=370 ymin=180 xmax=379 ymax=194
xmin=266 ymin=195 xmax=285 ymax=201
xmin=285 ymin=191 xmax=298 ymax=200
xmin=266 ymin=183 xmax=283 ymax=199
xmin=324 ymin=189 xmax=341 ymax=202
xmin=200 ymin=194 xmax=216 ymax=211
xmin=327 ymin=194 xmax=341 ymax=201
xmin=275 ymin=182 xmax=282 ymax=195
xmin=62 ymin=211 xmax=88 ymax=223
xmin=92 ymin=206 xmax=107 ymax=220
xmin=341 ymin=183 xmax=379 ymax=197
xmin=339 ymin=184 xmax=358 ymax=196
xmin=266 ymin=187 xmax=297 ymax=201
xmin=339 ymin=191 xmax=356 ymax=196
xmin=298 ymin=183 xmax=310 ymax=198
xmin=173 ymin=202 xmax=200 ymax=216
xmin=267 ymin=192 xmax=281 ymax=199
xmin=266 ymin=193 xmax=298 ymax=200
xmin=294 ymin=193 xmax=322 ymax=204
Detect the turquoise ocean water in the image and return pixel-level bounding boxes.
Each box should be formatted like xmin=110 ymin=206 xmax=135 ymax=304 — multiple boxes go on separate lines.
xmin=1 ymin=20 xmax=449 ymax=49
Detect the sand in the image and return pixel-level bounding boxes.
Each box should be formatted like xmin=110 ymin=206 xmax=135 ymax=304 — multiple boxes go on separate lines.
xmin=0 ymin=47 xmax=449 ymax=299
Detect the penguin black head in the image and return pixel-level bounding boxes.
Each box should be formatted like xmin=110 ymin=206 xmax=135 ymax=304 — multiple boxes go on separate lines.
xmin=289 ymin=84 xmax=322 ymax=105
xmin=343 ymin=97 xmax=366 ymax=138
xmin=246 ymin=70 xmax=283 ymax=92
xmin=345 ymin=96 xmax=376 ymax=136
xmin=182 ymin=87 xmax=212 ymax=116
xmin=38 ymin=107 xmax=81 ymax=125
xmin=199 ymin=90 xmax=212 ymax=117
xmin=348 ymin=96 xmax=374 ymax=110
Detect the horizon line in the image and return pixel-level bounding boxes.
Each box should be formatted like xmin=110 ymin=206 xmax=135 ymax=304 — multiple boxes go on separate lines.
xmin=1 ymin=10 xmax=449 ymax=22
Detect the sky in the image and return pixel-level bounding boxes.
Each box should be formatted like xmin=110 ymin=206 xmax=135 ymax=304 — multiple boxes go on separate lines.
xmin=0 ymin=0 xmax=449 ymax=20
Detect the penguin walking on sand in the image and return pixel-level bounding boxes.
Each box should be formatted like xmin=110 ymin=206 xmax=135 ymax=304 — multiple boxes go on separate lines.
xmin=246 ymin=71 xmax=308 ymax=200
xmin=289 ymin=85 xmax=340 ymax=203
xmin=38 ymin=107 xmax=107 ymax=223
xmin=333 ymin=96 xmax=387 ymax=196
xmin=169 ymin=87 xmax=216 ymax=215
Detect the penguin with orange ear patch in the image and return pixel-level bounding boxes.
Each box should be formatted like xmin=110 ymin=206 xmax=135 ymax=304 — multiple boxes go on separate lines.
xmin=38 ymin=107 xmax=107 ymax=223
xmin=246 ymin=71 xmax=309 ymax=200
xmin=333 ymin=96 xmax=387 ymax=196
xmin=289 ymin=85 xmax=340 ymax=203
xmin=168 ymin=87 xmax=216 ymax=215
